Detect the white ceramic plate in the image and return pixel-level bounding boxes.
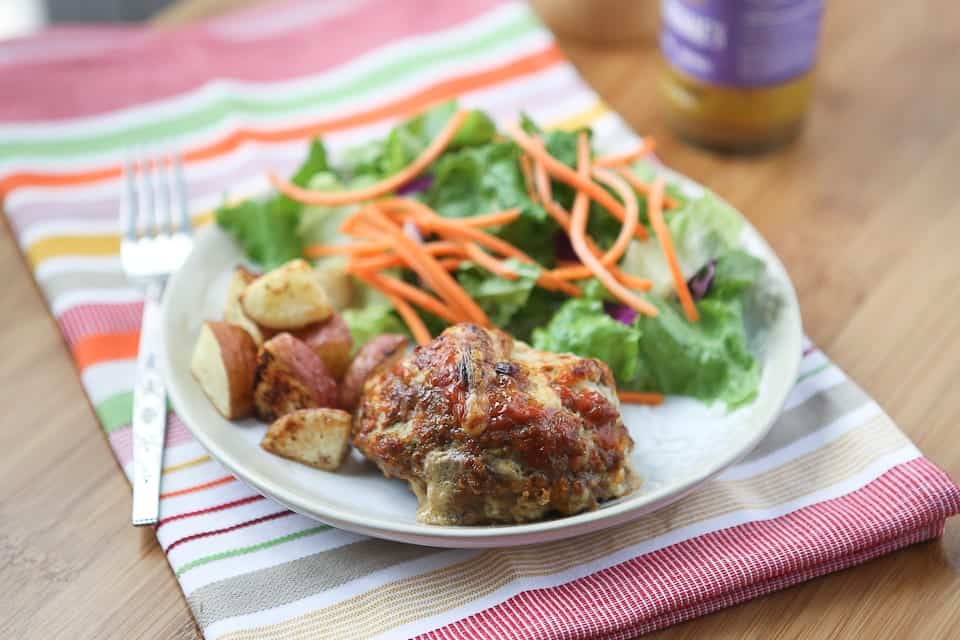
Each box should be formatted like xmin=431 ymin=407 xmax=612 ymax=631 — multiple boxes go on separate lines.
xmin=161 ymin=172 xmax=802 ymax=548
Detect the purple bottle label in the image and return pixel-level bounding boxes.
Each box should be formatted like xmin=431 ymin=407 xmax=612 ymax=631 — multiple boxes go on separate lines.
xmin=660 ymin=0 xmax=824 ymax=88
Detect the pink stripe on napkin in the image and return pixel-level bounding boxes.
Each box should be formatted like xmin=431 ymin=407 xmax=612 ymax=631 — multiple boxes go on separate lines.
xmin=0 ymin=0 xmax=504 ymax=121
xmin=421 ymin=457 xmax=959 ymax=639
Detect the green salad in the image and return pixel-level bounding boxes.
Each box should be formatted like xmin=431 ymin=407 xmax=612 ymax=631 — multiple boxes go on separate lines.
xmin=216 ymin=101 xmax=770 ymax=409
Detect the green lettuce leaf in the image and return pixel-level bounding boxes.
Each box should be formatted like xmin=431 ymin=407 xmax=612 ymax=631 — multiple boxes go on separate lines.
xmin=342 ymin=304 xmax=408 ymax=352
xmin=340 ymin=101 xmax=495 ymax=181
xmin=628 ymin=160 xmax=688 ymax=213
xmin=215 ymin=139 xmax=328 ymax=270
xmin=710 ymin=249 xmax=765 ymax=300
xmin=457 ymin=259 xmax=541 ymax=327
xmin=504 ymin=287 xmax=567 ymax=343
xmin=422 ymin=141 xmax=558 ymax=264
xmin=214 ymin=199 xmax=302 ymax=271
xmin=621 ymin=189 xmax=744 ymax=295
xmin=630 ymin=296 xmax=760 ymax=408
xmin=517 ymin=116 xmax=628 ymax=249
xmin=532 ymin=298 xmax=642 ymax=384
xmin=532 ymin=291 xmax=760 ymax=409
xmin=296 ymin=172 xmax=380 ymax=251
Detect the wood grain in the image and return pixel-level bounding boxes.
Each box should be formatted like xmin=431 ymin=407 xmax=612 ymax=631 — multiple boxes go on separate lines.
xmin=1 ymin=0 xmax=958 ymax=638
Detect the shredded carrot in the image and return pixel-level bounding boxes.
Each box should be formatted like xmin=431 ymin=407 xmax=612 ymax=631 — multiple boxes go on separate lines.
xmin=378 ymin=197 xmax=576 ymax=294
xmin=506 ymin=124 xmax=647 ymax=240
xmin=594 ymin=138 xmax=655 ymax=168
xmin=385 ymin=198 xmax=531 ymax=261
xmin=421 ymin=240 xmax=469 ymax=256
xmin=346 ymin=241 xmax=465 ymax=272
xmin=536 ymin=172 xmax=614 ymax=268
xmin=347 ymin=255 xmax=404 ymax=271
xmin=269 ymin=110 xmax=469 ymax=206
xmin=542 ymin=199 xmax=574 ymax=231
xmin=340 ymin=214 xmax=383 ymax=242
xmin=357 ymin=271 xmax=462 ymax=324
xmin=538 ymin=274 xmax=582 ymax=296
xmin=439 ymin=257 xmax=464 ymax=270
xmin=379 ymin=199 xmax=521 ymax=229
xmin=534 ymin=158 xmax=552 ymax=203
xmin=568 ymin=133 xmax=658 ymax=317
xmin=464 ymin=243 xmax=519 ymax=280
xmin=420 ymin=216 xmax=529 ymax=261
xmin=616 ymin=167 xmax=679 ymax=210
xmin=648 ymin=176 xmax=698 ymax=322
xmin=338 ymin=204 xmax=378 ymax=235
xmin=615 ymin=271 xmax=654 ymax=291
xmin=617 ymin=390 xmax=665 ymax=405
xmin=548 ymin=264 xmax=591 ymax=279
xmin=421 ymin=219 xmax=578 ymax=295
xmin=549 ymin=264 xmax=653 ymax=291
xmin=303 ymin=240 xmax=391 ymax=258
xmin=363 ymin=206 xmax=490 ymax=326
xmin=453 ymin=209 xmax=521 ymax=228
xmin=591 ymin=166 xmax=639 ymax=267
xmin=533 ymin=159 xmax=573 ymax=230
xmin=382 ymin=291 xmax=432 ymax=346
xmin=520 ymin=154 xmax=538 ymax=203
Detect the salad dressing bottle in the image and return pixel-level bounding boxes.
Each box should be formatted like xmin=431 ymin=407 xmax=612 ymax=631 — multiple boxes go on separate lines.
xmin=659 ymin=0 xmax=825 ymax=152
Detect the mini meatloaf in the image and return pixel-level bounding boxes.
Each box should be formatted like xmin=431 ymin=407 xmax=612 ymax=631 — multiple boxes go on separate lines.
xmin=352 ymin=323 xmax=635 ymax=525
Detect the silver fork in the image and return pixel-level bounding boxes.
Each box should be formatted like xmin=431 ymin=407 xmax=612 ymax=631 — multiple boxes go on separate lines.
xmin=121 ymin=153 xmax=194 ymax=526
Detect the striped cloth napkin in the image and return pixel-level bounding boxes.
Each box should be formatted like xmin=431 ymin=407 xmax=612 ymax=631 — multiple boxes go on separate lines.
xmin=2 ymin=1 xmax=958 ymax=638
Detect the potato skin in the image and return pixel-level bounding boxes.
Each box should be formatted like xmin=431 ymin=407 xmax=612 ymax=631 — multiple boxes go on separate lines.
xmin=254 ymin=333 xmax=338 ymax=422
xmin=241 ymin=259 xmax=334 ymax=330
xmin=190 ymin=321 xmax=258 ymax=419
xmin=339 ymin=334 xmax=409 ymax=411
xmin=261 ymin=408 xmax=352 ymax=471
xmin=293 ymin=314 xmax=353 ymax=380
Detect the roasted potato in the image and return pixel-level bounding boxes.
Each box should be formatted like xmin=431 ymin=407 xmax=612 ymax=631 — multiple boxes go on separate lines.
xmin=261 ymin=408 xmax=352 ymax=471
xmin=314 ymin=264 xmax=354 ymax=311
xmin=241 ymin=259 xmax=334 ymax=330
xmin=339 ymin=334 xmax=409 ymax=411
xmin=223 ymin=266 xmax=265 ymax=346
xmin=254 ymin=333 xmax=338 ymax=422
xmin=190 ymin=321 xmax=258 ymax=419
xmin=293 ymin=314 xmax=353 ymax=380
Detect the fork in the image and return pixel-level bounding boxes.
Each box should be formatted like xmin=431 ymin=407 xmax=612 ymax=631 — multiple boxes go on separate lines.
xmin=121 ymin=153 xmax=194 ymax=526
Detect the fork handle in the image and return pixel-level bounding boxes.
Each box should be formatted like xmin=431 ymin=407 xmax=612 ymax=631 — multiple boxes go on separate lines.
xmin=131 ymin=283 xmax=168 ymax=526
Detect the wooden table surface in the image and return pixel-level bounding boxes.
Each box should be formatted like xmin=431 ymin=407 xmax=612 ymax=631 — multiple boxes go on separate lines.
xmin=3 ymin=0 xmax=959 ymax=638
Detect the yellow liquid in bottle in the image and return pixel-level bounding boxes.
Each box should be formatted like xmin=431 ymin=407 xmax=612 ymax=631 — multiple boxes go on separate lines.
xmin=658 ymin=0 xmax=823 ymax=153
xmin=662 ymin=66 xmax=814 ymax=153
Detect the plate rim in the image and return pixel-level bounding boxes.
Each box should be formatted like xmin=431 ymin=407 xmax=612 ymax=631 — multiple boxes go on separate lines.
xmin=160 ymin=174 xmax=802 ymax=548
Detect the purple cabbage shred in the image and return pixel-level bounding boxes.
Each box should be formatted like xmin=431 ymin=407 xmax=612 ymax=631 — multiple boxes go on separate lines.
xmin=603 ymin=301 xmax=638 ymax=326
xmin=687 ymin=260 xmax=716 ymax=302
xmin=554 ymin=231 xmax=579 ymax=263
xmin=396 ymin=174 xmax=434 ymax=196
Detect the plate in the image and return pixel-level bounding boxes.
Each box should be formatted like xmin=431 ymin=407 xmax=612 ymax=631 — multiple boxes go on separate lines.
xmin=160 ymin=171 xmax=802 ymax=548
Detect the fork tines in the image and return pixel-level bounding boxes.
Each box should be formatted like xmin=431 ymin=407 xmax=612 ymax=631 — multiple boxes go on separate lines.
xmin=123 ymin=152 xmax=192 ymax=240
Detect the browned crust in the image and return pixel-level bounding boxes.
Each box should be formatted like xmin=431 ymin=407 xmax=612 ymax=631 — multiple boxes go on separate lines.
xmin=261 ymin=408 xmax=351 ymax=471
xmin=254 ymin=333 xmax=338 ymax=422
xmin=339 ymin=334 xmax=409 ymax=411
xmin=352 ymin=324 xmax=634 ymax=525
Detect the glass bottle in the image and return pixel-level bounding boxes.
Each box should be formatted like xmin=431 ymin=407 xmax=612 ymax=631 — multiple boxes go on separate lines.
xmin=659 ymin=0 xmax=825 ymax=152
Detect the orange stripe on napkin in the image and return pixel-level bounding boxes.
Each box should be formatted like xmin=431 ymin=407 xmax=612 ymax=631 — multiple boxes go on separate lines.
xmin=161 ymin=475 xmax=236 ymax=499
xmin=0 ymin=44 xmax=562 ymax=199
xmin=72 ymin=331 xmax=139 ymax=370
